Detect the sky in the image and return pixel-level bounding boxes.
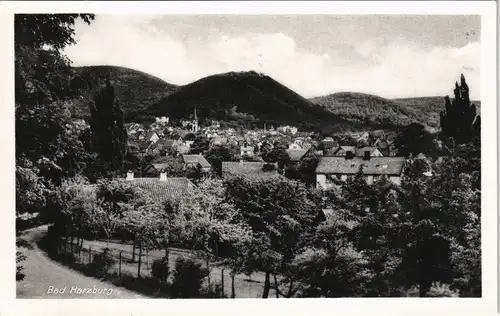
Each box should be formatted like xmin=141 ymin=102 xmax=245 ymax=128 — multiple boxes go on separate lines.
xmin=64 ymin=15 xmax=481 ymax=99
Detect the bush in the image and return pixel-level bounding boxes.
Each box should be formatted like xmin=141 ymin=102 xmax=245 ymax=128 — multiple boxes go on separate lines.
xmin=59 ymin=252 xmax=78 ymax=264
xmin=89 ymin=248 xmax=116 ymax=278
xmin=170 ymin=257 xmax=209 ymax=298
xmin=262 ymin=163 xmax=276 ymax=172
xmin=152 ymin=256 xmax=170 ymax=284
xmin=202 ymin=283 xmax=228 ymax=298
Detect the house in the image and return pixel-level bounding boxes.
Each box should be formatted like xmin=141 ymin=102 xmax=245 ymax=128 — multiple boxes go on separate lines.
xmin=222 ymin=161 xmax=282 ymax=180
xmin=155 ymin=116 xmax=169 ymax=125
xmin=373 ymin=138 xmax=389 ymax=149
xmin=143 ymin=163 xmax=171 ymax=175
xmin=355 ymin=147 xmax=384 ymax=158
xmin=288 ymin=143 xmax=302 ymax=150
xmin=146 ymin=131 xmax=160 ymax=144
xmin=176 ymin=145 xmax=190 ymax=155
xmin=136 ymin=130 xmax=146 ymax=141
xmin=315 ymin=156 xmax=406 ymax=189
xmin=182 ymin=154 xmax=212 ymax=172
xmin=211 ymin=136 xmax=228 ymax=147
xmin=124 ymin=171 xmax=197 ymax=201
xmin=320 ymin=137 xmax=337 ymax=151
xmin=240 ymin=145 xmax=255 ymax=157
xmin=355 ymin=132 xmax=370 ymax=143
xmin=156 ymin=138 xmax=180 ymax=155
xmin=332 ymin=146 xmax=356 ymax=157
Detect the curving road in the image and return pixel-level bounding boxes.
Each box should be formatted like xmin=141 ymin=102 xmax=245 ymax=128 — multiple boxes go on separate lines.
xmin=16 ymin=226 xmax=145 ymax=299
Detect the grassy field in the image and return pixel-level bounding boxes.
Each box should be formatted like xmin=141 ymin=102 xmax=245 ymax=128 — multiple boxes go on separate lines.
xmin=62 ymin=237 xmax=278 ymax=298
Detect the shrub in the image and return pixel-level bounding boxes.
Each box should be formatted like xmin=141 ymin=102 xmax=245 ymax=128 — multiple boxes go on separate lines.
xmin=202 ymin=283 xmax=228 ymax=298
xmin=89 ymin=248 xmax=116 ymax=278
xmin=152 ymin=256 xmax=170 ymax=284
xmin=170 ymin=257 xmax=209 ymax=298
xmin=262 ymin=163 xmax=276 ymax=172
xmin=59 ymin=252 xmax=78 ymax=264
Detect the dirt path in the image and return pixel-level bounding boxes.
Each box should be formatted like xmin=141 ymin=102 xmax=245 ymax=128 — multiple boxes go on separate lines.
xmin=16 ymin=226 xmax=145 ymax=299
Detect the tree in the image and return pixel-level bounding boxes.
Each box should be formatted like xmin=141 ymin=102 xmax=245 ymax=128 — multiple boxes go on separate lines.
xmin=189 ymin=136 xmax=210 ymax=155
xmin=291 ymin=214 xmax=371 ymax=297
xmin=440 ymin=74 xmax=480 ymax=143
xmin=262 ymin=142 xmax=289 ymax=169
xmin=285 ymin=153 xmax=320 ymax=187
xmin=225 ymin=176 xmax=319 ymax=298
xmin=15 ymin=14 xmax=95 ymax=221
xmin=15 ymin=14 xmax=95 ymax=108
xmin=120 ymin=200 xmax=163 ymax=277
xmin=206 ymin=145 xmax=239 ymax=175
xmin=394 ymin=123 xmax=433 ymax=158
xmin=89 ymin=81 xmax=127 ymax=174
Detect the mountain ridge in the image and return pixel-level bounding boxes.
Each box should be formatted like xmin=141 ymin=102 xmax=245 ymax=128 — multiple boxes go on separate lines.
xmin=65 ymin=65 xmax=477 ymax=132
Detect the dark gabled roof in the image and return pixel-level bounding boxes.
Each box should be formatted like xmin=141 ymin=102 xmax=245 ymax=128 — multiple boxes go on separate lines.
xmin=125 ymin=177 xmax=196 ymax=201
xmin=286 ymin=149 xmax=308 ymax=162
xmin=182 ymin=154 xmax=212 ymax=169
xmin=355 ymin=147 xmax=383 ymax=157
xmin=151 ymin=163 xmax=170 ymax=171
xmin=332 ymin=146 xmax=355 ymax=156
xmin=222 ymin=161 xmax=282 ymax=180
xmin=315 ymin=156 xmax=405 ymax=175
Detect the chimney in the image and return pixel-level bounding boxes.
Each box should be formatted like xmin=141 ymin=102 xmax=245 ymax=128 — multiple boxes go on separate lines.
xmin=363 ymin=151 xmax=371 ymax=160
xmin=126 ymin=171 xmax=134 ymax=181
xmin=159 ymin=170 xmax=168 ymax=181
xmin=345 ymin=151 xmax=354 ymax=160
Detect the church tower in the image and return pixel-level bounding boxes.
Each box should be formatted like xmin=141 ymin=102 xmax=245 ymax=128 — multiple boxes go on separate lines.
xmin=192 ymin=106 xmax=199 ymax=133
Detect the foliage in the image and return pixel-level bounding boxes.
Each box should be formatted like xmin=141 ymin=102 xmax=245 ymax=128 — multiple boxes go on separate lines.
xmin=206 ymin=145 xmax=239 ymax=175
xmin=71 ymin=66 xmax=178 ymax=120
xmin=440 ymin=74 xmax=480 ymax=143
xmin=89 ymin=81 xmax=128 ymax=174
xmin=262 ymin=142 xmax=289 ymax=168
xmin=151 ymin=257 xmax=170 ymax=284
xmin=170 ymin=257 xmax=209 ymax=298
xmin=225 ymin=176 xmax=319 ymax=297
xmin=394 ymin=123 xmax=434 ymax=157
xmin=311 ymin=92 xmax=424 ymax=129
xmin=89 ymin=248 xmax=116 ymax=278
xmin=189 ymin=136 xmax=210 ymax=155
xmin=15 ymin=14 xmax=95 ymax=221
xmin=285 ymin=153 xmax=320 ymax=187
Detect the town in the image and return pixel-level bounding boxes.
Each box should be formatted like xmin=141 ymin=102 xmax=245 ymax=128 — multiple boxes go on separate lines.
xmin=122 ymin=107 xmax=403 ymax=189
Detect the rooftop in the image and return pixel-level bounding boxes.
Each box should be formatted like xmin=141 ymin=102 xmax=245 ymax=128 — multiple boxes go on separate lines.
xmin=182 ymin=154 xmax=212 ymax=169
xmin=286 ymin=149 xmax=309 ymax=162
xmin=125 ymin=177 xmax=196 ymax=201
xmin=316 ymin=156 xmax=405 ymax=175
xmin=222 ymin=161 xmax=282 ymax=180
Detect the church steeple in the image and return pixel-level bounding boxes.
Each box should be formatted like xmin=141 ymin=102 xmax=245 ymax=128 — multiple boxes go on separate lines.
xmin=192 ymin=106 xmax=199 ymax=133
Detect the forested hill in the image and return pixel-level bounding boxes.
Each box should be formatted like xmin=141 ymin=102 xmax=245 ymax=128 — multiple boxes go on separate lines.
xmin=311 ymin=92 xmax=481 ymax=131
xmin=141 ymin=71 xmax=360 ymax=131
xmin=68 ymin=65 xmax=178 ymax=119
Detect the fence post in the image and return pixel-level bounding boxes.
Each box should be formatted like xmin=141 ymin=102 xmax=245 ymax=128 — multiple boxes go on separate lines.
xmin=119 ymin=251 xmax=122 ymax=277
xmin=88 ymin=247 xmax=92 ymax=264
xmin=221 ymin=268 xmax=225 ymax=297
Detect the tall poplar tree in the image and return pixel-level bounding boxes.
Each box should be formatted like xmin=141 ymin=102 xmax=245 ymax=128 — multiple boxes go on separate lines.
xmin=440 ymin=74 xmax=480 ymax=143
xmin=89 ymin=80 xmax=127 ymax=174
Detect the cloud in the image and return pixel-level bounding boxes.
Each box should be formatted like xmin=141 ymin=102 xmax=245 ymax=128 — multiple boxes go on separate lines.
xmin=64 ymin=16 xmax=480 ymax=100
